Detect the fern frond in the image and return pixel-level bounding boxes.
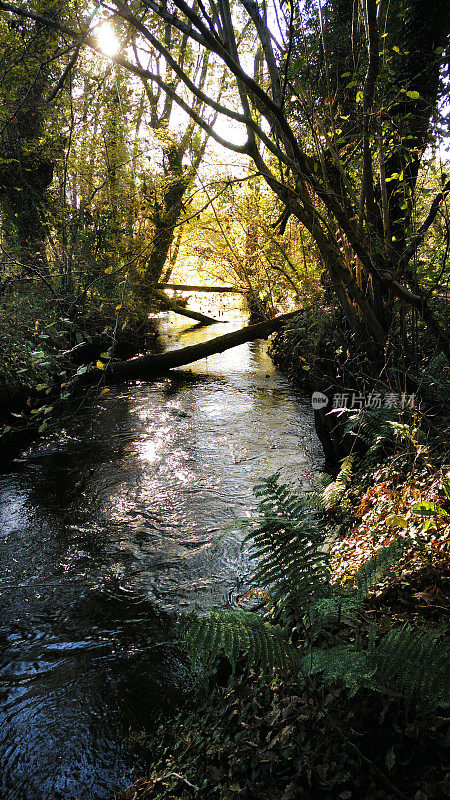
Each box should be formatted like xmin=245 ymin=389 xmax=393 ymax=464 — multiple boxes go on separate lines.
xmin=302 ymin=627 xmax=450 ymax=709
xmin=345 ymin=408 xmax=401 ymax=466
xmin=184 ymin=610 xmax=298 ymax=676
xmin=249 ymin=474 xmax=331 ymax=624
xmin=321 ymin=455 xmax=354 ymax=509
xmin=345 ymin=408 xmax=397 ymax=446
xmin=302 ymin=645 xmax=375 ymax=694
xmin=370 ymin=626 xmax=450 ymax=709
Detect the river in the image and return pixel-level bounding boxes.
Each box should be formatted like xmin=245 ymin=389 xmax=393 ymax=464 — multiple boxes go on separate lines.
xmin=0 ymin=312 xmax=322 ymax=800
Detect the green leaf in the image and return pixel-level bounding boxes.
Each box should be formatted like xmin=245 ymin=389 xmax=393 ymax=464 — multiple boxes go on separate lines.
xmin=38 ymin=421 xmax=48 ymax=433
xmin=406 ymin=90 xmax=420 ymax=100
xmin=442 ymin=481 xmax=450 ymax=500
xmin=412 ymin=501 xmax=449 ymax=517
xmin=291 ymin=57 xmax=305 ymax=74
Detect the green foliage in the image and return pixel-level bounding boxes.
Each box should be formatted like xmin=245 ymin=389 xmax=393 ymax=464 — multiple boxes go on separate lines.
xmin=344 ymin=407 xmax=430 ymax=469
xmin=304 ymin=627 xmax=450 ymax=709
xmin=249 ymin=472 xmax=331 ymax=624
xmin=369 ymin=626 xmax=450 ymax=710
xmin=184 ymin=610 xmax=297 ymax=676
xmin=0 ymin=307 xmax=58 ymax=405
xmin=353 ymin=539 xmax=406 ymax=601
xmin=321 ymin=454 xmax=354 ymax=510
xmin=345 ymin=407 xmax=401 ymax=463
xmin=184 ymin=476 xmax=449 ymax=711
xmin=412 ymin=501 xmax=449 ymax=518
xmin=303 ymin=645 xmax=375 ymax=695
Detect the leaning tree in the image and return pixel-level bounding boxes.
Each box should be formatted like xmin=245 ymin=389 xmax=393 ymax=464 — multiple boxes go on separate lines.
xmin=0 ymin=0 xmax=448 ymax=358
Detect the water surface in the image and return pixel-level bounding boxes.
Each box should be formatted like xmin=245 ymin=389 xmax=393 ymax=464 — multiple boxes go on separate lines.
xmin=0 ymin=313 xmax=322 ymax=799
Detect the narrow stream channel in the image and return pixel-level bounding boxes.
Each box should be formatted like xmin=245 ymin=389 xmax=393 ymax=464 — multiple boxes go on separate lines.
xmin=0 ymin=312 xmax=322 ymax=800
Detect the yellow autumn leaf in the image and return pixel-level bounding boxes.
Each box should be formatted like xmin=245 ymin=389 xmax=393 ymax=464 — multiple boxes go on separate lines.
xmin=104 ymin=266 xmax=113 ymax=274
xmin=385 ymin=514 xmax=408 ymax=528
xmin=96 ymin=361 xmax=106 ymax=370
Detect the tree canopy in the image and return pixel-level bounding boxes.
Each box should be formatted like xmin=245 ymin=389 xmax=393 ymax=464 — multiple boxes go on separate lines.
xmin=0 ymin=0 xmax=448 ymax=359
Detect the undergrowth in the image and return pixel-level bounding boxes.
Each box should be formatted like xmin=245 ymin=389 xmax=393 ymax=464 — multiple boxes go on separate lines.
xmin=122 ymin=438 xmax=450 ymax=800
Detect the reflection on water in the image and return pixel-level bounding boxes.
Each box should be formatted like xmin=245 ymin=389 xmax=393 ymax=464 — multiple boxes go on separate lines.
xmin=0 ymin=312 xmax=322 ymax=799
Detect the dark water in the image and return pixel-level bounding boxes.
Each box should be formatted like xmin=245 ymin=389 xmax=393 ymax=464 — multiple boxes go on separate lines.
xmin=0 ymin=313 xmax=322 ymax=800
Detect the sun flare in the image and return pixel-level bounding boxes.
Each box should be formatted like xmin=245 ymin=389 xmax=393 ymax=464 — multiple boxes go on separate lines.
xmin=97 ymin=23 xmax=120 ymax=57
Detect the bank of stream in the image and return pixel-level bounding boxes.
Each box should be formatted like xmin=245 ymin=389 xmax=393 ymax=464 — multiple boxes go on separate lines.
xmin=0 ymin=312 xmax=322 ymax=800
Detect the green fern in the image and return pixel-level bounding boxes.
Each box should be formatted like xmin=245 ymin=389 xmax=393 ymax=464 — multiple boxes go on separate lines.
xmin=302 ymin=644 xmax=375 ymax=694
xmin=369 ymin=625 xmax=450 ymax=709
xmin=304 ymin=626 xmax=450 ymax=709
xmin=308 ymin=539 xmax=406 ymax=630
xmin=302 ymin=627 xmax=450 ymax=709
xmin=345 ymin=408 xmax=401 ymax=465
xmin=321 ymin=455 xmax=354 ymax=509
xmin=183 ymin=477 xmax=449 ymax=711
xmin=184 ymin=609 xmax=298 ymax=676
xmin=249 ymin=473 xmax=331 ymax=624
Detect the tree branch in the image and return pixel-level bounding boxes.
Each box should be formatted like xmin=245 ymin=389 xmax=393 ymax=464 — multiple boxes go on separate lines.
xmin=400 ymin=178 xmax=450 ymax=268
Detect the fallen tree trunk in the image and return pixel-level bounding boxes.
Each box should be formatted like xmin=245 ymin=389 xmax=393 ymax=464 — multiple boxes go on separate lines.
xmin=77 ymin=310 xmax=300 ymax=387
xmin=150 ymin=286 xmax=222 ymax=325
xmin=109 ymin=310 xmax=300 ymax=379
xmin=158 ymin=283 xmax=243 ymax=293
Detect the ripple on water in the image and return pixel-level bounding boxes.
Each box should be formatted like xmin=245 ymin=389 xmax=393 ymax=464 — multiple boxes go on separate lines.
xmin=0 ymin=313 xmax=323 ymax=799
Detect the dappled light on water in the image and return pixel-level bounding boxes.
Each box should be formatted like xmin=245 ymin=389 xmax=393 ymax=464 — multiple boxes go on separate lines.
xmin=0 ymin=312 xmax=322 ymax=800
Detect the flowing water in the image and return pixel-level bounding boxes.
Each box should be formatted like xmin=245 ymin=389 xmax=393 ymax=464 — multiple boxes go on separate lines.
xmin=0 ymin=312 xmax=322 ymax=800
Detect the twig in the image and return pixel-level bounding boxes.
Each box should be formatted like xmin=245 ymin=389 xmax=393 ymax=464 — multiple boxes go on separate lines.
xmin=154 ymin=772 xmax=199 ymax=794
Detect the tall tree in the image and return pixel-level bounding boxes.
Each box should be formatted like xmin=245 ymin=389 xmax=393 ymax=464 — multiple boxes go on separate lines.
xmin=0 ymin=0 xmax=448 ymax=357
xmin=0 ymin=3 xmax=62 ymax=266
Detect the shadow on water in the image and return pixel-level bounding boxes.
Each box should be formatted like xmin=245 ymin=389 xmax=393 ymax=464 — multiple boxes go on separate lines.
xmin=0 ymin=312 xmax=323 ymax=799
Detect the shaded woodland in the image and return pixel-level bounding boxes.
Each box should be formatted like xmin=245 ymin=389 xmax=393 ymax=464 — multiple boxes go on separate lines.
xmin=0 ymin=1 xmax=449 ymax=799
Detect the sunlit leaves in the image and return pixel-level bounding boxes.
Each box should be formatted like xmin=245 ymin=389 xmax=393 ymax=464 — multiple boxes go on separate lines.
xmin=412 ymin=501 xmax=449 ymax=517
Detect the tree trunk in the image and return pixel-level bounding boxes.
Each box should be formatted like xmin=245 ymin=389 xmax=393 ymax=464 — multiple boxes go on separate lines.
xmin=148 ymin=286 xmax=223 ymax=325
xmin=76 ymin=311 xmax=300 ymax=386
